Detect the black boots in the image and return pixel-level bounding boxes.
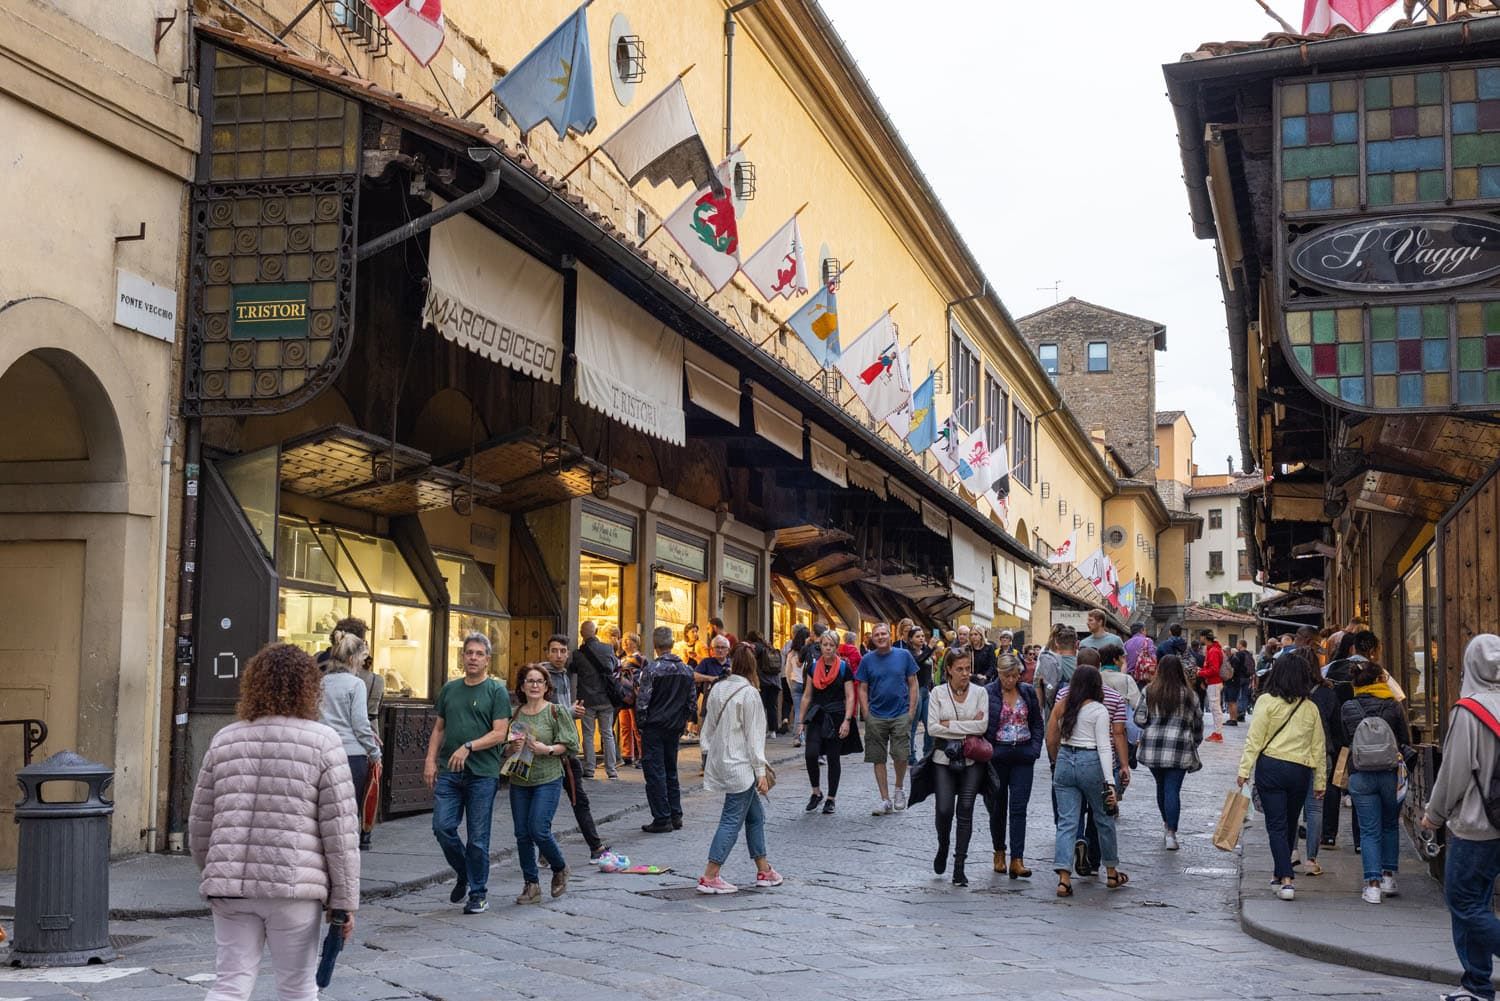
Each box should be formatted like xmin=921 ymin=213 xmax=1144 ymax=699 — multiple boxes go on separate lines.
xmin=952 ymin=854 xmax=968 ymax=887
xmin=933 ymin=841 xmax=949 ymax=875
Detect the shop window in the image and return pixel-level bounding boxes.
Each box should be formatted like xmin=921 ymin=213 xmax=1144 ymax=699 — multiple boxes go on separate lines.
xmin=435 ymin=551 xmax=511 ymax=682
xmin=219 ymin=446 xmax=278 ymax=557
xmin=654 ymin=572 xmax=699 ymax=648
xmin=1401 ymin=555 xmax=1432 ymax=730
xmin=1209 ymin=508 xmax=1223 ymax=530
xmin=579 ymin=554 xmax=626 ymax=639
xmin=1087 ymin=341 xmax=1109 ymax=372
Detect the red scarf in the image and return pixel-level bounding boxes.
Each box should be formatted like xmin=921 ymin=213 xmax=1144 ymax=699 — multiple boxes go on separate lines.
xmin=813 ymin=656 xmax=842 ymax=690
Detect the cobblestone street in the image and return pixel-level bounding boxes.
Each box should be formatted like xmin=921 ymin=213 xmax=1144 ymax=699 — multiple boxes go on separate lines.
xmin=0 ymin=727 xmax=1442 ymax=1001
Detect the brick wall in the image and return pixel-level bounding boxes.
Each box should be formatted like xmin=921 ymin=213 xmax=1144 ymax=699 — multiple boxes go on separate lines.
xmin=1016 ymin=299 xmax=1162 ymax=478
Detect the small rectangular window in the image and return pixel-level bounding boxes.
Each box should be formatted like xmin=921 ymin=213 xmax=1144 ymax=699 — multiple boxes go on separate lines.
xmin=1153 ymin=446 xmax=1160 ymax=468
xmin=1038 ymin=343 xmax=1058 ymax=378
xmin=1011 ymin=406 xmax=1033 ymax=489
xmin=1238 ymin=549 xmax=1251 ymax=580
xmin=1087 ymin=341 xmax=1109 ymax=372
xmin=951 ymin=327 xmax=980 ymax=433
xmin=1209 ymin=508 xmax=1223 ymax=530
xmin=1209 ymin=551 xmax=1224 ymax=574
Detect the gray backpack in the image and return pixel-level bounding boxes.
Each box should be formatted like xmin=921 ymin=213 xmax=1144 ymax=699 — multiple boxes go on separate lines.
xmin=1350 ymin=710 xmax=1400 ymax=772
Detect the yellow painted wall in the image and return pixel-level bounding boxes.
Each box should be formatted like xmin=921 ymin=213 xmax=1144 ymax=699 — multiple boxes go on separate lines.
xmin=1103 ymin=494 xmax=1161 ymax=595
xmin=1155 ymin=417 xmax=1196 ymax=487
xmin=1156 ymin=524 xmax=1191 ymax=602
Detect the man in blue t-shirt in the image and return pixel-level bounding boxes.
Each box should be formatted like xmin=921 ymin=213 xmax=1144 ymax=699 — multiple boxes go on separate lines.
xmin=858 ymin=622 xmax=919 ymax=815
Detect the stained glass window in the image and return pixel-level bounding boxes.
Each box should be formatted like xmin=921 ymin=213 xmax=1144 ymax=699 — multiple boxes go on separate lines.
xmin=1281 ymin=79 xmax=1361 ymax=211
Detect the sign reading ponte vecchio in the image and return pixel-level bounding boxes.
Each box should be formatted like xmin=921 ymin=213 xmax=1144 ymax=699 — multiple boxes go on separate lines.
xmin=1290 ymin=215 xmax=1500 ymax=293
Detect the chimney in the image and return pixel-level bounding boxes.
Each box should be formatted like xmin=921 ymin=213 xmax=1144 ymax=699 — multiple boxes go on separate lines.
xmin=1227 ymin=454 xmax=1235 ymax=474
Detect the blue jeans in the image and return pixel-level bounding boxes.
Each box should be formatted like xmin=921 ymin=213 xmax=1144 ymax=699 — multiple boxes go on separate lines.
xmin=642 ymin=725 xmax=683 ymax=823
xmin=1149 ymin=766 xmax=1186 ymax=832
xmin=707 ymin=784 xmax=767 ymax=866
xmin=509 ymin=777 xmax=566 ymax=884
xmin=431 ymin=770 xmax=498 ymax=896
xmin=986 ymin=757 xmax=1035 ymax=858
xmin=909 ymin=687 xmax=932 ymax=763
xmin=789 ymin=681 xmax=804 ymax=726
xmin=1254 ymin=755 xmax=1310 ymax=881
xmin=1445 ymin=833 xmax=1500 ymax=1000
xmin=1303 ymin=770 xmax=1325 ymax=862
xmin=1052 ymin=746 xmax=1118 ymax=870
xmin=1347 ymin=768 xmax=1399 ymax=882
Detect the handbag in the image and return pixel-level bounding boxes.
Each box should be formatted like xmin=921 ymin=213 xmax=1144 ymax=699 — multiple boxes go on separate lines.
xmin=962 ymin=734 xmax=993 ymax=764
xmin=580 ymin=643 xmax=629 ymax=711
xmin=1332 ymin=747 xmax=1351 ymax=788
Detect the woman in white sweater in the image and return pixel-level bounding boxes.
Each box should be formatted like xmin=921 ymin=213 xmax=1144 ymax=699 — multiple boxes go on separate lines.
xmin=1046 ymin=665 xmax=1127 ymax=896
xmin=927 ymin=649 xmax=990 ymax=886
xmin=697 ymin=645 xmax=782 ymax=894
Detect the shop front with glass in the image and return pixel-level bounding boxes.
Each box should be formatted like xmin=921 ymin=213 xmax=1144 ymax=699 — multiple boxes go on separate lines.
xmin=653 ymin=525 xmax=709 ymax=651
xmin=577 ymin=501 xmax=638 ymax=643
xmin=1391 ymin=546 xmax=1437 ymax=740
xmin=720 ymin=546 xmax=759 ymax=639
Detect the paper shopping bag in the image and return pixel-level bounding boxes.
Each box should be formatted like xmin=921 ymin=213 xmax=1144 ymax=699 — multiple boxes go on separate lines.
xmin=1332 ymin=747 xmax=1350 ymax=789
xmin=1213 ymin=788 xmax=1251 ymax=852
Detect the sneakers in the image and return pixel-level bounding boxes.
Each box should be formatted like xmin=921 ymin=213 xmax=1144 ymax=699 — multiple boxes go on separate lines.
xmin=1207 ymin=733 xmax=1224 ymax=743
xmin=463 ymin=893 xmax=489 ymax=914
xmin=515 ymin=883 xmax=541 ymax=905
xmin=589 ymin=845 xmax=613 ymax=863
xmin=821 ymin=797 xmax=836 ymax=814
xmin=892 ymin=787 xmax=908 ymax=812
xmin=696 ymin=876 xmax=738 ymax=894
xmin=359 ymin=831 xmax=372 ymax=851
xmin=1440 ymin=990 xmax=1487 ymax=1001
xmin=872 ymin=798 xmax=893 ymax=816
xmin=1380 ymin=873 xmax=1398 ymax=897
xmin=1363 ymin=883 xmax=1383 ymax=904
xmin=805 ymin=791 xmax=825 ymax=813
xmin=1164 ymin=831 xmax=1179 ymax=851
xmin=755 ymin=868 xmax=784 ymax=888
xmin=450 ymin=876 xmax=469 ymax=904
xmin=550 ymin=868 xmax=568 ymax=898
xmin=1277 ymin=883 xmax=1296 ymax=901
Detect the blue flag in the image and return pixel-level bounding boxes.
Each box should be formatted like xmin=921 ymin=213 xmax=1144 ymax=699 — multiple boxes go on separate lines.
xmin=905 ymin=371 xmax=937 ymax=453
xmin=492 ymin=4 xmax=596 ymax=141
xmin=784 ymin=283 xmax=841 ymax=368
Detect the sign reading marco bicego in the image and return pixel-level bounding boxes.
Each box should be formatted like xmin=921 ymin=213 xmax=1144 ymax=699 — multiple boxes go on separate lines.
xmin=230 ymin=283 xmax=312 ymax=339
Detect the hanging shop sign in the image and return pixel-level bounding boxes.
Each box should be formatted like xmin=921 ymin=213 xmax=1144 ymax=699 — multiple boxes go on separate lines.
xmin=1289 ymin=214 xmax=1500 ymax=293
xmin=580 ymin=504 xmax=636 ymax=563
xmin=656 ymin=527 xmax=708 ymax=579
xmin=722 ymin=549 xmax=758 ymax=593
xmin=230 ymin=283 xmax=311 ymax=339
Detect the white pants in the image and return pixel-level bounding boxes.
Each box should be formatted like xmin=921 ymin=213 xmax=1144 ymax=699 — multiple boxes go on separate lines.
xmin=206 ymin=897 xmax=323 ymax=1001
xmin=1207 ymin=683 xmax=1224 ymax=733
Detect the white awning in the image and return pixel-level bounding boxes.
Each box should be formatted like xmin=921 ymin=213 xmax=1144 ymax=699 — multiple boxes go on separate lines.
xmin=847 ymin=455 xmax=887 ymax=498
xmin=749 ymin=381 xmax=803 ymax=459
xmin=921 ymin=499 xmax=950 ymax=538
xmin=575 ymin=268 xmax=685 ymax=445
xmin=423 ymin=208 xmax=564 ymax=383
xmin=887 ymin=478 xmax=920 ymax=513
xmin=995 ymin=557 xmax=1017 ymax=617
xmin=951 ymin=521 xmax=994 ymax=626
xmin=684 ymin=340 xmax=740 ymax=427
xmin=808 ymin=424 xmax=847 ymax=487
xmin=1013 ymin=561 xmax=1033 ymax=616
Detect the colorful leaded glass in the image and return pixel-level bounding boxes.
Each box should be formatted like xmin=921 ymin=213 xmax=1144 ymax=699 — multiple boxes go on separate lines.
xmin=1281 ymin=79 xmax=1361 ymax=211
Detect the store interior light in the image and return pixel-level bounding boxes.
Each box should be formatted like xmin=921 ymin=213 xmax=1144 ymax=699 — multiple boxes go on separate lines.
xmin=590 ymin=593 xmax=606 ymax=609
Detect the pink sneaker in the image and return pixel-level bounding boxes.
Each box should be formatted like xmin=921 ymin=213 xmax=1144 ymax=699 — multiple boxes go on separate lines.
xmin=696 ymin=876 xmax=739 ymax=894
xmin=755 ymin=868 xmax=784 ymax=888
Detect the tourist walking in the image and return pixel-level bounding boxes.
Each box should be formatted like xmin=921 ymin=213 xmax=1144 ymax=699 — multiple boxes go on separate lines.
xmin=1341 ymin=658 xmax=1412 ymax=904
xmin=1237 ymin=651 xmax=1326 ymax=901
xmin=1198 ymin=630 xmax=1226 ymax=742
xmin=425 ymin=632 xmax=511 ymax=913
xmin=1047 ymin=665 xmax=1127 ymax=895
xmin=541 ymin=635 xmax=611 ymax=861
xmin=906 ymin=625 xmax=937 ymax=764
xmin=968 ymin=626 xmax=998 ymax=686
xmin=1301 ymin=664 xmax=1340 ymax=876
xmin=697 ymin=644 xmax=782 ymax=894
xmin=745 ymin=630 xmax=783 ymax=737
xmin=1224 ymin=641 xmax=1253 ymax=726
xmin=568 ymin=620 xmax=620 ymax=780
xmin=505 ymin=664 xmax=581 ymax=904
xmin=1054 ymin=647 xmax=1131 ymax=877
xmin=784 ymin=624 xmax=810 ymax=746
xmin=1077 ymin=608 xmax=1114 ymax=652
xmin=190 ymin=642 xmax=360 ymax=1001
xmin=616 ymin=632 xmax=644 ymax=767
xmin=927 ymin=649 xmax=989 ymax=886
xmin=797 ymin=630 xmax=859 ymax=814
xmin=1137 ymin=654 xmax=1202 ymax=850
xmin=858 ymin=622 xmax=920 ymax=815
xmin=638 ymin=626 xmax=697 ymax=833
xmin=1421 ymin=634 xmax=1500 ymax=1001
xmin=984 ymin=654 xmax=1043 ymax=877
xmin=319 ymin=632 xmax=382 ymax=830
xmin=352 ymin=643 xmax=385 ymax=851
xmin=1035 ymin=624 xmax=1078 ymax=723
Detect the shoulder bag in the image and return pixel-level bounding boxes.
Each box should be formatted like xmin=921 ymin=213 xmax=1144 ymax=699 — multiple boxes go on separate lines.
xmin=711 ymin=684 xmax=777 ymax=793
xmin=580 ymin=643 xmax=629 ymax=710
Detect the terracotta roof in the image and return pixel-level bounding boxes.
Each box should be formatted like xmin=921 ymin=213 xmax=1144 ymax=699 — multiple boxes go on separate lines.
xmin=1187 ymin=474 xmax=1264 ymax=499
xmin=1183 ymin=602 xmax=1257 ymax=626
xmin=1156 ymin=410 xmax=1185 ymax=426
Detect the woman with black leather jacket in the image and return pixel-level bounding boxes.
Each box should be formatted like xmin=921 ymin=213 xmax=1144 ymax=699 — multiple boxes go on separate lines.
xmin=983 ymin=654 xmax=1044 ymax=878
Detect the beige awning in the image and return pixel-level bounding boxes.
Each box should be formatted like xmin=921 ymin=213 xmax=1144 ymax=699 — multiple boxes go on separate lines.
xmin=995 ymin=557 xmax=1017 ymax=617
xmin=887 ymin=478 xmax=920 ymax=513
xmin=921 ymin=499 xmax=950 ymax=538
xmin=575 ymin=268 xmax=685 ymax=445
xmin=847 ymin=456 xmax=887 ymax=498
xmin=951 ymin=521 xmax=994 ymax=627
xmin=750 ymin=381 xmax=803 ymax=459
xmin=1013 ymin=561 xmax=1033 ymax=616
xmin=423 ymin=208 xmax=564 ymax=384
xmin=808 ymin=424 xmax=847 ymax=487
xmin=684 ymin=340 xmax=740 ymax=427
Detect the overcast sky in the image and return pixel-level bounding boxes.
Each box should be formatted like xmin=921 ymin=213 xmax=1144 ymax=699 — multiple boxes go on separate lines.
xmin=818 ymin=0 xmax=1400 ymax=478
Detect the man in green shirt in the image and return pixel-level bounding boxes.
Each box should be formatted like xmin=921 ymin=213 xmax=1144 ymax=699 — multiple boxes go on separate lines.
xmin=424 ymin=633 xmax=511 ymax=914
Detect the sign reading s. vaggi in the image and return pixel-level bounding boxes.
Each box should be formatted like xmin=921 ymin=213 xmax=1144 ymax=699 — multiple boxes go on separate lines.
xmin=1290 ymin=214 xmax=1500 ymax=293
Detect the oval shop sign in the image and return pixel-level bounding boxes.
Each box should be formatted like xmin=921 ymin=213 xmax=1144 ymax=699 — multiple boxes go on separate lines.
xmin=1290 ymin=214 xmax=1500 ymax=293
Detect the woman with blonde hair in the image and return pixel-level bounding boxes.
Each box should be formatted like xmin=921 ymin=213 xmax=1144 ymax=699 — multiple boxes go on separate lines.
xmin=190 ymin=643 xmax=360 ymax=1000
xmin=321 ymin=632 xmax=382 ymax=824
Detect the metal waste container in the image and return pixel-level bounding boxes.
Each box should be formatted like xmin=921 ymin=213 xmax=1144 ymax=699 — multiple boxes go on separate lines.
xmin=10 ymin=751 xmax=114 ymax=967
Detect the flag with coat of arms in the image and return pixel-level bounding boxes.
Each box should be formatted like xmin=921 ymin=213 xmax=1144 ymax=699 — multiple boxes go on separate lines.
xmin=663 ymin=158 xmax=741 ymax=291
xmin=368 ymin=0 xmax=445 ymax=66
xmin=491 ymin=3 xmax=596 ymax=140
xmin=1048 ymin=529 xmax=1079 ymax=565
xmin=743 ymin=215 xmax=807 ymax=301
xmin=784 ymin=282 xmax=841 ymax=368
xmin=930 ymin=415 xmax=962 ymax=474
xmin=1302 ymin=0 xmax=1395 ymax=32
xmin=896 ymin=371 xmax=937 ymax=453
xmin=836 ymin=312 xmax=910 ymax=422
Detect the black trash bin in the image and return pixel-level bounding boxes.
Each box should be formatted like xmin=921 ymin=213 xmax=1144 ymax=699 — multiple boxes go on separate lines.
xmin=10 ymin=751 xmax=114 ymax=967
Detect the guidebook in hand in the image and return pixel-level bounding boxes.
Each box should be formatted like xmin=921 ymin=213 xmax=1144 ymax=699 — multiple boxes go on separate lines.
xmin=500 ymin=720 xmax=535 ymax=781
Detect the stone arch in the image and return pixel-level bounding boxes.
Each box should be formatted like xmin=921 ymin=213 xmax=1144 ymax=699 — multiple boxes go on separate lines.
xmin=411 ymin=388 xmax=488 ymax=459
xmin=1013 ymin=518 xmax=1030 ymax=551
xmin=1154 ymin=586 xmax=1180 ymax=607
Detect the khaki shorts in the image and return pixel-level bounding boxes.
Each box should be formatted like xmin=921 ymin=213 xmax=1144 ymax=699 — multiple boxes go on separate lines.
xmin=864 ymin=714 xmax=911 ymax=764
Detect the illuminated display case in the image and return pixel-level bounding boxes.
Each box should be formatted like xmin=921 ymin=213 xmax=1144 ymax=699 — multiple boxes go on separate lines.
xmin=436 ymin=550 xmax=510 ymax=682
xmin=579 ymin=554 xmax=625 ymax=638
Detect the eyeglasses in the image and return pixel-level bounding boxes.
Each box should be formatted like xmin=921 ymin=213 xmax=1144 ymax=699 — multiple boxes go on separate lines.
xmin=523 ymin=678 xmax=547 ymax=685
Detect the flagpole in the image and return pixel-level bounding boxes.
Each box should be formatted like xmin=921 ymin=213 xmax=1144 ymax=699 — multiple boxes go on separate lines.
xmin=559 ymin=147 xmax=597 ymax=182
xmin=460 ymin=87 xmax=495 ymax=121
xmin=793 ymin=201 xmax=809 ymax=217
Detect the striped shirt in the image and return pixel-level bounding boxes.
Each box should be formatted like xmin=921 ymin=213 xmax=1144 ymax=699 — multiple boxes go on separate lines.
xmin=1054 ymin=683 xmax=1127 ymax=725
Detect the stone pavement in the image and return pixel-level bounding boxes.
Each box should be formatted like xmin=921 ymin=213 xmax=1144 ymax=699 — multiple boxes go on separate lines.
xmin=0 ymin=724 xmax=1456 ymax=1000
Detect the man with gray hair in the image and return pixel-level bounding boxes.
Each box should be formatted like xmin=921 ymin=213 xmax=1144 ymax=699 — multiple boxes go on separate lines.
xmin=637 ymin=626 xmax=697 ymax=834
xmin=568 ymin=620 xmax=621 ymax=780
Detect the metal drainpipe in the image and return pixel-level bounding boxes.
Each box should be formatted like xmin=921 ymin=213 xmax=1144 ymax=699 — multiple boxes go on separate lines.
xmin=165 ymin=417 xmax=201 ymax=852
xmin=724 ymin=0 xmax=768 ymax=159
xmin=356 ymin=148 xmax=502 ymax=261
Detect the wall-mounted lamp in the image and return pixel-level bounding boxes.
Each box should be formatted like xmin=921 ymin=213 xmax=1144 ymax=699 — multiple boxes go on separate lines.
xmin=822 ymin=257 xmax=842 ymax=287
xmin=734 ymin=160 xmax=756 ymax=200
xmin=1072 ymin=514 xmax=1082 ymax=529
xmin=1058 ymin=499 xmax=1067 ymax=516
xmin=1040 ymin=481 xmax=1051 ymax=499
xmin=1087 ymin=521 xmax=1095 ymax=537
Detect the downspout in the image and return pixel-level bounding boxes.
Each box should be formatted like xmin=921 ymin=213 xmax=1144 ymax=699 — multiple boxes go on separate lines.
xmin=165 ymin=418 xmax=201 ymax=852
xmin=356 ymin=148 xmax=502 ymax=261
xmin=723 ymin=0 xmax=769 ymax=160
xmin=147 ymin=430 xmax=173 ymax=854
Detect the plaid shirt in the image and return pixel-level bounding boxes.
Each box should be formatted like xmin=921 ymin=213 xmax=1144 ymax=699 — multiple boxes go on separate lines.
xmin=1137 ymin=695 xmax=1204 ymax=772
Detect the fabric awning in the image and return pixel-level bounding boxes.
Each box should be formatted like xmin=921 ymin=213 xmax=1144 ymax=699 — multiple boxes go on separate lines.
xmin=950 ymin=521 xmax=994 ymax=626
xmin=995 ymin=558 xmax=1017 ymax=617
xmin=424 ymin=208 xmax=564 ymax=384
xmin=808 ymin=425 xmax=847 ymax=487
xmin=921 ymin=499 xmax=950 ymax=538
xmin=684 ymin=340 xmax=741 ymax=427
xmin=1013 ymin=561 xmax=1033 ymax=616
xmin=575 ymin=268 xmax=685 ymax=445
xmin=847 ymin=456 xmax=887 ymax=498
xmin=750 ymin=381 xmax=803 ymax=459
xmin=887 ymin=478 xmax=920 ymax=513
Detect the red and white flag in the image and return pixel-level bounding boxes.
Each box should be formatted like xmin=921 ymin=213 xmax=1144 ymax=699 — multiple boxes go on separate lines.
xmin=743 ymin=215 xmax=807 ymax=301
xmin=1302 ymin=0 xmax=1396 ymax=33
xmin=369 ymin=0 xmax=445 ymax=66
xmin=1048 ymin=530 xmax=1079 ymax=565
xmin=663 ymin=161 xmax=741 ymax=292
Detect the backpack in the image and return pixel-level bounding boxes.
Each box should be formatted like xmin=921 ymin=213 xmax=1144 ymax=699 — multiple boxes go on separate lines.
xmin=1457 ymin=698 xmax=1500 ymax=829
xmin=1349 ymin=706 xmax=1401 ymax=772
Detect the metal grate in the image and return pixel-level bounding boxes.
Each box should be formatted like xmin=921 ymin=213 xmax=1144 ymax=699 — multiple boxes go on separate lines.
xmin=109 ymin=934 xmax=152 ymax=949
xmin=324 ymin=0 xmax=391 ymax=58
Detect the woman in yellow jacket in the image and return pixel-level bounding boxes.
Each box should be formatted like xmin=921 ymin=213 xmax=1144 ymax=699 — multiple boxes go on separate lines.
xmin=1237 ymin=650 xmax=1326 ymax=901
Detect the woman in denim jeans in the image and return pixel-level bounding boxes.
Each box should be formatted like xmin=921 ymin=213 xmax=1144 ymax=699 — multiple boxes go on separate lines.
xmin=1339 ymin=657 xmax=1412 ymax=904
xmin=505 ymin=665 xmax=581 ymax=905
xmin=697 ymin=645 xmax=781 ymax=894
xmin=1137 ymin=655 xmax=1202 ymax=851
xmin=1046 ymin=666 xmax=1126 ymax=896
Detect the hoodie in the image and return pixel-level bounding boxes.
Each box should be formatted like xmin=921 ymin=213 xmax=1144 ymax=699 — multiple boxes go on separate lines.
xmin=1425 ymin=634 xmax=1500 ymax=841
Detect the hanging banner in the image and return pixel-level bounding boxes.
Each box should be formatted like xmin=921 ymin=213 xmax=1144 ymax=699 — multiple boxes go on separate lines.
xmin=575 ymin=268 xmax=685 ymax=445
xmin=808 ymin=425 xmax=847 ymax=487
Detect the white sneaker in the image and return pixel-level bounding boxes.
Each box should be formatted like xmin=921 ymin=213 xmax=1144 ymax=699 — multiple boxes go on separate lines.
xmin=1363 ymin=883 xmax=1383 ymax=904
xmin=1277 ymin=883 xmax=1296 ymax=901
xmin=1164 ymin=832 xmax=1179 ymax=851
xmin=1380 ymin=874 xmax=1398 ymax=897
xmin=893 ymin=787 xmax=908 ymax=812
xmin=872 ymin=799 xmax=892 ymax=816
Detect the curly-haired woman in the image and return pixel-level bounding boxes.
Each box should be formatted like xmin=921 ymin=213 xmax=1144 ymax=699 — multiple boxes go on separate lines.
xmin=190 ymin=642 xmax=360 ymax=1001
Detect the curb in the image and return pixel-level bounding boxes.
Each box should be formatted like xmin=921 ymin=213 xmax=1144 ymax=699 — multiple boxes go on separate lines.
xmin=107 ymin=744 xmax=806 ymax=921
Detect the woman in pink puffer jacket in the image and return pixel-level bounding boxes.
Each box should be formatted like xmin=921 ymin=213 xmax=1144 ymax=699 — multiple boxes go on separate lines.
xmin=189 ymin=643 xmax=361 ymax=1001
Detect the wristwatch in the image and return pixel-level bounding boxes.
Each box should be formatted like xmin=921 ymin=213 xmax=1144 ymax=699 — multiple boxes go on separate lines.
xmin=464 ymin=741 xmax=474 ymax=753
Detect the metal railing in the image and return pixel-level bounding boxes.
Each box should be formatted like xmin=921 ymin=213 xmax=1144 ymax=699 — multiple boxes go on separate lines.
xmin=0 ymin=719 xmax=47 ymax=766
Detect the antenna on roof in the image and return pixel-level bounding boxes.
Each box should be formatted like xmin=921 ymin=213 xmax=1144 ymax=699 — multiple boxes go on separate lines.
xmin=1036 ymin=280 xmax=1062 ymax=305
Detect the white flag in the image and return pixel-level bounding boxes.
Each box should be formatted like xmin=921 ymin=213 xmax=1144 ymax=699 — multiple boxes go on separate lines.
xmin=662 ymin=161 xmax=741 ymax=291
xmin=884 ymin=350 xmax=915 ymax=438
xmin=742 ymin=215 xmax=807 ymax=301
xmin=1049 ymin=530 xmax=1080 ymax=565
xmin=835 ymin=313 xmax=910 ymax=422
xmin=1077 ymin=548 xmax=1111 ymax=597
xmin=369 ymin=0 xmax=445 ymax=66
xmin=930 ymin=415 xmax=961 ymax=474
xmin=598 ymin=78 xmax=716 ymax=191
xmin=954 ymin=425 xmax=994 ymax=498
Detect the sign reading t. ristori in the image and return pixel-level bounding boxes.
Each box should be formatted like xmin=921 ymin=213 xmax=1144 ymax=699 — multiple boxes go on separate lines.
xmin=1290 ymin=215 xmax=1500 ymax=293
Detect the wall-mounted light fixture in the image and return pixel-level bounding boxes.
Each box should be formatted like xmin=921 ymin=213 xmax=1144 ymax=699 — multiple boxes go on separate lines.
xmin=1040 ymin=481 xmax=1051 ymax=499
xmin=1073 ymin=514 xmax=1083 ymax=529
xmin=734 ymin=160 xmax=756 ymax=200
xmin=1058 ymin=499 xmax=1067 ymax=516
xmin=822 ymin=257 xmax=842 ymax=287
xmin=1087 ymin=521 xmax=1095 ymax=537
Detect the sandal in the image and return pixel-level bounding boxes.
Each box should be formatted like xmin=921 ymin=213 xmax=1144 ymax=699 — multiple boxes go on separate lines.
xmin=1056 ymin=874 xmax=1074 ymax=897
xmin=1107 ymin=870 xmax=1130 ymax=889
xmin=1304 ymin=860 xmax=1324 ymax=876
